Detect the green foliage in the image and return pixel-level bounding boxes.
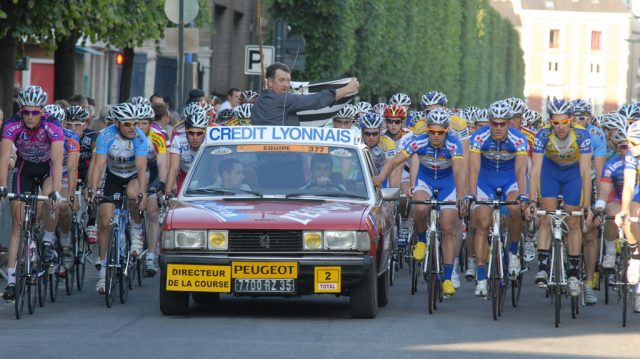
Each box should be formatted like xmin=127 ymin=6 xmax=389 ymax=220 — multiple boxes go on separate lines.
xmin=268 ymin=0 xmax=525 ymax=107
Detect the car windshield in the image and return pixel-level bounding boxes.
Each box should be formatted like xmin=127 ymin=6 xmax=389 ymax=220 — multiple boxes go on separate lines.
xmin=185 ymin=144 xmax=370 ymax=199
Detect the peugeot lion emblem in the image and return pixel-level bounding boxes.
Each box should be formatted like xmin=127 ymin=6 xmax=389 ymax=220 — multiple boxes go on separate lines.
xmin=259 ymin=233 xmax=270 ymax=249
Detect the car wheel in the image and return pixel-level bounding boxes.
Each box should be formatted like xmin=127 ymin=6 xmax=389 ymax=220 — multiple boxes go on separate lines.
xmin=377 ymin=268 xmax=389 ymax=307
xmin=350 ymin=262 xmax=378 ymax=319
xmin=192 ymin=292 xmax=220 ymax=305
xmin=159 ymin=269 xmax=189 ymax=315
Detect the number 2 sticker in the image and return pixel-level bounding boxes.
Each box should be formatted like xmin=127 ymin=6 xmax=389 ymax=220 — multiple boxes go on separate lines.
xmin=314 ymin=266 xmax=341 ymax=293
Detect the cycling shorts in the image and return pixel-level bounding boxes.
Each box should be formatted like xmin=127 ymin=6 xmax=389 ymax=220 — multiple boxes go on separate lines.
xmin=414 ymin=173 xmax=456 ymax=209
xmin=539 ymin=158 xmax=582 ymax=206
xmin=608 ymin=190 xmax=621 ymax=203
xmin=147 ymin=163 xmax=160 ymax=195
xmin=11 ymin=158 xmax=50 ymax=200
xmin=101 ymin=171 xmax=137 ymax=205
xmin=476 ymin=168 xmax=518 ymax=202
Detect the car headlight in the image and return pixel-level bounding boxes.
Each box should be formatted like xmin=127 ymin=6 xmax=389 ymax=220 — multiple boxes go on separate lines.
xmin=208 ymin=230 xmax=228 ymax=250
xmin=162 ymin=230 xmax=175 ymax=249
xmin=325 ymin=231 xmax=358 ymax=250
xmin=356 ymin=231 xmax=371 ymax=251
xmin=174 ymin=230 xmax=206 ymax=249
xmin=303 ymin=231 xmax=323 ymax=250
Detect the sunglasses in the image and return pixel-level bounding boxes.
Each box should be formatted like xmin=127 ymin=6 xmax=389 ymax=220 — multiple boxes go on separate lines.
xmin=575 ymin=116 xmax=589 ymax=122
xmin=427 ymin=128 xmax=448 ymax=135
xmin=490 ymin=121 xmax=508 ymax=128
xmin=333 ymin=119 xmax=352 ymax=124
xmin=386 ymin=119 xmax=403 ymax=125
xmin=619 ymin=144 xmax=629 ymax=150
xmin=65 ymin=122 xmax=84 ymax=128
xmin=21 ymin=109 xmax=41 ymax=116
xmin=363 ymin=131 xmax=380 ymax=137
xmin=120 ymin=121 xmax=139 ymax=128
xmin=186 ymin=130 xmax=205 ymax=137
xmin=550 ymin=119 xmax=571 ymax=127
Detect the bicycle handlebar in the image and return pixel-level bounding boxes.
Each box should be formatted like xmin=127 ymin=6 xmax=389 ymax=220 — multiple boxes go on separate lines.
xmin=6 ymin=193 xmax=49 ymax=201
xmin=535 ymin=209 xmax=585 ymax=217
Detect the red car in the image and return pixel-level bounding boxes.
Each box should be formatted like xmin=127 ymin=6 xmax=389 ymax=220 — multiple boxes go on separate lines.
xmin=159 ymin=126 xmax=399 ymax=318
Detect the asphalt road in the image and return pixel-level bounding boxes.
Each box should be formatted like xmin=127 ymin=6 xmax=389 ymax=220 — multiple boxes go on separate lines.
xmin=1 ymin=261 xmax=638 ymax=359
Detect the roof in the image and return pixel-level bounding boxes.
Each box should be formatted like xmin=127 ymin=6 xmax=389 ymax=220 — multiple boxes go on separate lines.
xmin=491 ymin=0 xmax=522 ymax=27
xmin=521 ymin=0 xmax=629 ymax=13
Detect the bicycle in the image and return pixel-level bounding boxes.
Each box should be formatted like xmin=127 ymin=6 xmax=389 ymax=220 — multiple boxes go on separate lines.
xmin=410 ymin=189 xmax=458 ymax=314
xmin=4 ymin=183 xmax=51 ymax=319
xmin=614 ymin=215 xmax=638 ymax=327
xmin=595 ymin=214 xmax=616 ymax=305
xmin=533 ymin=196 xmax=586 ymax=328
xmin=471 ymin=188 xmax=520 ymax=321
xmin=69 ymin=186 xmax=92 ymax=292
xmin=94 ymin=188 xmax=142 ymax=308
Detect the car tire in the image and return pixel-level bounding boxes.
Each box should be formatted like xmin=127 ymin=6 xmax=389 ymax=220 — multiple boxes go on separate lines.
xmin=159 ymin=270 xmax=189 ymax=315
xmin=192 ymin=292 xmax=220 ymax=305
xmin=350 ymin=262 xmax=378 ymax=319
xmin=377 ymin=268 xmax=389 ymax=307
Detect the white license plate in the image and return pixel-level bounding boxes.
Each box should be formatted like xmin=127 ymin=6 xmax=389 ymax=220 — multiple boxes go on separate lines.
xmin=234 ymin=279 xmax=295 ymax=293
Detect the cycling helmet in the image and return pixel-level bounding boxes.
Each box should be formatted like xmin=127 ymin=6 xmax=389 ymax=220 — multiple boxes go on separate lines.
xmin=358 ymin=112 xmax=384 ymax=129
xmin=130 ymin=96 xmax=151 ymax=106
xmin=43 ymin=104 xmax=65 ymax=121
xmin=201 ymin=102 xmax=216 ymax=121
xmin=463 ymin=107 xmax=479 ymax=124
xmin=618 ymin=103 xmax=640 ymax=121
xmin=600 ymin=112 xmax=628 ymax=132
xmin=19 ymin=85 xmax=47 ymax=107
xmin=355 ymin=101 xmax=372 ymax=114
xmin=216 ymin=108 xmax=237 ymax=125
xmin=613 ymin=129 xmax=627 ymax=145
xmin=626 ymin=120 xmax=640 ymax=143
xmin=65 ymin=105 xmax=90 ymax=122
xmin=476 ymin=108 xmax=489 ymax=123
xmin=505 ymin=97 xmax=526 ymax=116
xmin=235 ymin=103 xmax=253 ymax=120
xmin=389 ymin=93 xmax=411 ymax=107
xmin=110 ymin=102 xmax=137 ymax=121
xmin=333 ymin=104 xmax=358 ymax=119
xmin=372 ymin=103 xmax=387 ymax=116
xmin=571 ymin=98 xmax=592 ymax=115
xmin=419 ymin=91 xmax=447 ymax=109
xmin=185 ymin=110 xmax=208 ymax=129
xmin=488 ymin=100 xmax=514 ymax=120
xmin=383 ymin=104 xmax=408 ymax=119
xmin=408 ymin=111 xmax=425 ymax=128
xmin=182 ymin=102 xmax=203 ymax=119
xmin=240 ymin=90 xmax=259 ymax=104
xmin=135 ymin=103 xmax=155 ymax=121
xmin=426 ymin=108 xmax=451 ymax=127
xmin=546 ymin=98 xmax=574 ymax=116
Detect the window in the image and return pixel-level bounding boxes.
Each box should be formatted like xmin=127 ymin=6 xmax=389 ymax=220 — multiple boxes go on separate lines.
xmin=548 ymin=61 xmax=559 ymax=72
xmin=591 ymin=31 xmax=601 ymax=50
xmin=590 ymin=63 xmax=600 ymax=73
xmin=549 ymin=29 xmax=560 ymax=49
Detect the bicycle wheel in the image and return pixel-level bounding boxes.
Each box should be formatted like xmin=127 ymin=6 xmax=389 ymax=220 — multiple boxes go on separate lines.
xmin=65 ymin=228 xmax=76 ymax=296
xmin=75 ymin=226 xmax=87 ymax=291
xmin=137 ymin=254 xmax=144 ymax=287
xmin=620 ymin=246 xmax=629 ymax=327
xmin=553 ymin=242 xmax=563 ymax=327
xmin=15 ymin=231 xmax=28 ymax=319
xmin=27 ymin=255 xmax=41 ymax=315
xmin=105 ymin=227 xmax=118 ymax=308
xmin=38 ymin=266 xmax=47 ymax=307
xmin=512 ymin=238 xmax=524 ymax=308
xmin=604 ymin=268 xmax=610 ymax=305
xmin=410 ymin=257 xmax=419 ymax=295
xmin=119 ymin=229 xmax=131 ymax=304
xmin=426 ymin=240 xmax=435 ymax=314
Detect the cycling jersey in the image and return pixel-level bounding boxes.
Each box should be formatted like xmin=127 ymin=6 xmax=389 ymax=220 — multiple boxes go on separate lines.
xmin=533 ymin=125 xmax=592 ymax=169
xmin=169 ymin=132 xmax=198 ymax=174
xmin=586 ymin=124 xmax=607 ymax=157
xmin=2 ymin=116 xmax=64 ymax=163
xmin=601 ymin=155 xmax=624 ymax=201
xmin=449 ymin=115 xmax=470 ymax=142
xmin=95 ymin=125 xmax=148 ymax=178
xmin=78 ymin=129 xmax=97 ymax=180
xmin=470 ymin=126 xmax=528 ymax=171
xmin=62 ymin=128 xmax=80 ymax=188
xmin=151 ymin=122 xmax=170 ymax=146
xmin=520 ymin=126 xmax=537 ymax=157
xmin=401 ymin=133 xmax=463 ymax=180
xmin=370 ymin=135 xmax=396 ymax=174
xmin=146 ymin=129 xmax=167 ymax=166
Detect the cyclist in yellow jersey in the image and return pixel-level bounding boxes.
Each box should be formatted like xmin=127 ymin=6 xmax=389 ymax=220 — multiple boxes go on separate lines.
xmin=359 ymin=112 xmax=395 ymax=179
xmin=136 ymin=103 xmax=167 ymax=275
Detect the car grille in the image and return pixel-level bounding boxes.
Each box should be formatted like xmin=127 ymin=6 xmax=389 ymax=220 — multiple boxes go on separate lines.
xmin=228 ymin=230 xmax=303 ymax=252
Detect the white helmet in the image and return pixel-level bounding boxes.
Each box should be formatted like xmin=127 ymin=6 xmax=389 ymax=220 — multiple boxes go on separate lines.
xmin=43 ymin=104 xmax=65 ymax=121
xmin=358 ymin=112 xmax=384 ymax=129
xmin=488 ymin=100 xmax=514 ymax=120
xmin=182 ymin=102 xmax=204 ymax=119
xmin=130 ymin=96 xmax=151 ymax=106
xmin=476 ymin=108 xmax=489 ymax=123
xmin=547 ymin=98 xmax=574 ymax=116
xmin=19 ymin=85 xmax=48 ymax=107
xmin=426 ymin=108 xmax=450 ymax=127
xmin=626 ymin=120 xmax=640 ymax=143
xmin=420 ymin=91 xmax=447 ymax=109
xmin=505 ymin=97 xmax=526 ymax=116
xmin=66 ymin=105 xmax=90 ymax=122
xmin=389 ymin=93 xmax=411 ymax=107
xmin=185 ymin=107 xmax=208 ymax=129
xmin=600 ymin=112 xmax=628 ymax=132
xmin=372 ymin=103 xmax=386 ymax=116
xmin=110 ymin=102 xmax=137 ymax=121
xmin=235 ymin=103 xmax=253 ymax=119
xmin=356 ymin=101 xmax=372 ymax=114
xmin=135 ymin=103 xmax=155 ymax=120
xmin=333 ymin=104 xmax=357 ymax=120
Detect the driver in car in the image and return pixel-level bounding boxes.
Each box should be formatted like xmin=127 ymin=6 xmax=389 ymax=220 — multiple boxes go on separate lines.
xmin=218 ymin=158 xmax=252 ymax=191
xmin=301 ymin=154 xmax=345 ymax=191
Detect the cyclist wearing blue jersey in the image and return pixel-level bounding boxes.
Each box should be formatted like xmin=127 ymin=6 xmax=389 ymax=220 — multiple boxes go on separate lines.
xmin=572 ymin=98 xmax=608 ymax=304
xmin=373 ymin=108 xmax=465 ymax=297
xmin=527 ymin=99 xmax=593 ymax=298
xmin=467 ymin=100 xmax=529 ymax=297
xmin=89 ymin=102 xmax=148 ymax=294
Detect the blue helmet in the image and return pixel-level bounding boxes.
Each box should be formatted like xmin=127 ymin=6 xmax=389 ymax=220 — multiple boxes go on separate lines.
xmin=547 ymin=98 xmax=574 ymax=116
xmin=419 ymin=91 xmax=447 ymax=109
xmin=571 ymin=98 xmax=592 ymax=115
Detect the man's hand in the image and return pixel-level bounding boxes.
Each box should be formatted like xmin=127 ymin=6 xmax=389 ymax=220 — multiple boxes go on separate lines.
xmin=372 ymin=175 xmax=383 ymax=187
xmin=138 ymin=193 xmax=147 ymax=211
xmin=525 ymin=202 xmax=537 ymax=221
xmin=615 ymin=211 xmax=627 ymax=227
xmin=344 ymin=78 xmax=359 ymax=94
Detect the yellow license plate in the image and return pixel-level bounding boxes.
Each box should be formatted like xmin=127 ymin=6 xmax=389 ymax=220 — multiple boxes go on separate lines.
xmin=314 ymin=266 xmax=341 ymax=293
xmin=231 ymin=262 xmax=298 ymax=279
xmin=166 ymin=264 xmax=231 ymax=293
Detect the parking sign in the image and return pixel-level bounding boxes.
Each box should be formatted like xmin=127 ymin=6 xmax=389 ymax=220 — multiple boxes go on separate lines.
xmin=244 ymin=45 xmax=275 ymax=75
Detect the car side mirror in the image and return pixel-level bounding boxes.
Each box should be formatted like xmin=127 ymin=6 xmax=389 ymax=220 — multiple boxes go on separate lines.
xmin=381 ymin=187 xmax=400 ymax=201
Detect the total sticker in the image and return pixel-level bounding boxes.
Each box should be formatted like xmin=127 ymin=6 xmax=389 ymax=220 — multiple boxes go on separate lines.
xmin=314 ymin=266 xmax=341 ymax=293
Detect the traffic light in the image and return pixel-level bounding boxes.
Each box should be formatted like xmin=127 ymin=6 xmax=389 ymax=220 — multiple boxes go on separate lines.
xmin=115 ymin=52 xmax=124 ymax=65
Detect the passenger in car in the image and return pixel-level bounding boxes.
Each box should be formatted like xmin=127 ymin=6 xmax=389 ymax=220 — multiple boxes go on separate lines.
xmin=217 ymin=158 xmax=252 ymax=191
xmin=301 ymin=154 xmax=346 ymax=191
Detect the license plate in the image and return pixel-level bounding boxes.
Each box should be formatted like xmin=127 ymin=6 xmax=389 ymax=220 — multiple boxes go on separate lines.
xmin=234 ymin=279 xmax=295 ymax=293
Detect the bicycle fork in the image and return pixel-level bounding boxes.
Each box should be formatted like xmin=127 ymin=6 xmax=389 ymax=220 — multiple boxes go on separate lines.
xmin=548 ymin=219 xmax=566 ymax=287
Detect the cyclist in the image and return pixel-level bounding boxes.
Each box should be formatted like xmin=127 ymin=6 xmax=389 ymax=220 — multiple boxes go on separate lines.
xmin=464 ymin=106 xmax=479 ymax=134
xmin=467 ymin=100 xmax=529 ymax=297
xmin=136 ymin=102 xmax=167 ymax=276
xmin=216 ymin=108 xmax=238 ymax=127
xmin=359 ymin=112 xmax=396 ymax=177
xmin=355 ymin=101 xmax=372 ymax=117
xmin=600 ymin=112 xmax=628 ymax=153
xmin=240 ymin=90 xmax=259 ymax=105
xmin=43 ymin=103 xmax=66 ymax=124
xmin=527 ymin=98 xmax=593 ymax=297
xmin=165 ymin=107 xmax=208 ymax=195
xmin=389 ymin=93 xmax=411 ymax=109
xmin=0 ymin=85 xmax=64 ymax=301
xmin=89 ymin=102 xmax=148 ymax=294
xmin=475 ymin=108 xmax=490 ymax=129
xmin=232 ymin=103 xmax=253 ymax=126
xmin=506 ymin=97 xmax=536 ymax=155
xmin=619 ymin=103 xmax=640 ymax=126
xmin=325 ymin=105 xmax=358 ymax=129
xmin=373 ymin=108 xmax=465 ymax=297
xmin=572 ymin=98 xmax=608 ymax=305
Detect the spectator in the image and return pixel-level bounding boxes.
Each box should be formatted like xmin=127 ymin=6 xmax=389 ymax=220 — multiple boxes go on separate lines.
xmin=152 ymin=103 xmax=170 ymax=131
xmin=87 ymin=104 xmax=95 ymax=126
xmin=87 ymin=97 xmax=96 ymax=107
xmin=252 ymin=62 xmax=359 ymax=126
xmin=0 ymin=108 xmax=4 ymax=128
xmin=163 ymin=96 xmax=173 ymax=110
xmin=218 ymin=88 xmax=241 ymax=112
xmin=69 ymin=94 xmax=89 ymax=109
xmin=54 ymin=99 xmax=70 ymax=110
xmin=91 ymin=105 xmax=112 ymax=132
xmin=210 ymin=94 xmax=222 ymax=112
xmin=187 ymin=89 xmax=205 ymax=105
xmin=150 ymin=93 xmax=165 ymax=105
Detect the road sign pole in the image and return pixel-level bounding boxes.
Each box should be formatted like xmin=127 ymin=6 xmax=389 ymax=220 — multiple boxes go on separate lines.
xmin=178 ymin=0 xmax=184 ymax=109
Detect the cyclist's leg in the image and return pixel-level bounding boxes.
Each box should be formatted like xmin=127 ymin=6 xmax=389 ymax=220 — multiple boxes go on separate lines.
xmin=126 ymin=178 xmax=145 ymax=256
xmin=536 ymin=160 xmax=562 ymax=285
xmin=623 ymin=190 xmax=640 ymax=285
xmin=411 ymin=186 xmax=429 ymax=261
xmin=436 ymin=181 xmax=458 ymax=294
xmin=561 ymin=168 xmax=584 ymax=279
xmin=57 ymin=184 xmax=74 ymax=270
xmin=603 ymin=200 xmax=621 ymax=267
xmin=506 ymin=188 xmax=523 ymax=276
xmin=145 ymin=193 xmax=160 ymax=273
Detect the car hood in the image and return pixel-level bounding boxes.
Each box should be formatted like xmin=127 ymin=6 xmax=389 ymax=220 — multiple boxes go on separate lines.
xmin=167 ymin=199 xmax=372 ymax=230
